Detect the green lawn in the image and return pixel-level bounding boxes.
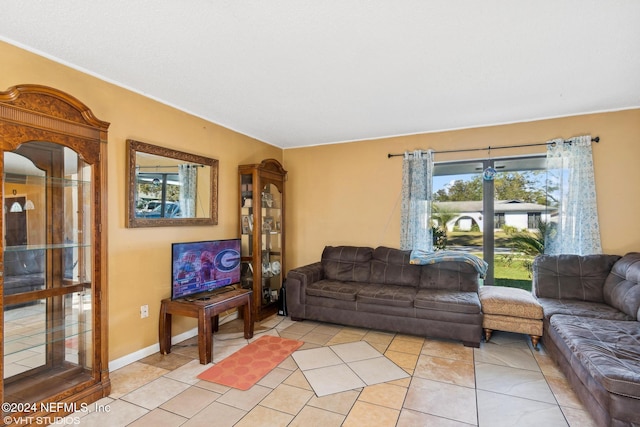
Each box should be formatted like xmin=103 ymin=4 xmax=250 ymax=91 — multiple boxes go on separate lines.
xmin=447 ymin=230 xmax=513 ymax=246
xmin=446 ymin=231 xmax=534 ymax=291
xmin=494 ymin=255 xmax=533 ymax=291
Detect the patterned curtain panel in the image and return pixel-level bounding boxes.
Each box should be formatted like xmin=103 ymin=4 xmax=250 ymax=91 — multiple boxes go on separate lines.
xmin=400 ymin=150 xmax=434 ymax=251
xmin=544 ymin=135 xmax=602 ymax=255
xmin=178 ymin=164 xmax=197 ymax=218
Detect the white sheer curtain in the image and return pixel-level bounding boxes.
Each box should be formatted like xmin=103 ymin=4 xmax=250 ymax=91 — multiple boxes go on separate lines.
xmin=400 ymin=150 xmax=434 ymax=251
xmin=178 ymin=164 xmax=197 ymax=218
xmin=544 ymin=135 xmax=602 ymax=255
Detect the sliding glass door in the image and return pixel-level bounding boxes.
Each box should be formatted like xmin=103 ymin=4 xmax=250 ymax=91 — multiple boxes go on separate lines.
xmin=432 ymin=159 xmax=485 ymax=270
xmin=433 ymin=155 xmax=551 ymax=288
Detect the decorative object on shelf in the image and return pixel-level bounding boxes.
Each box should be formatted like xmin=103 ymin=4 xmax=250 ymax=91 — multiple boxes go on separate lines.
xmin=241 ymin=215 xmax=251 ymax=234
xmin=263 ymin=216 xmax=274 ymax=232
xmin=262 ymin=262 xmax=273 ymax=277
xmin=271 ymin=261 xmax=281 ymax=275
xmin=262 ymin=192 xmax=273 ymax=207
xmin=238 ymin=159 xmax=287 ymax=321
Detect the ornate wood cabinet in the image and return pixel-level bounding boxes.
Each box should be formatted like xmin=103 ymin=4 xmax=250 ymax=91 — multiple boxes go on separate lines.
xmin=0 ymin=85 xmax=110 ymax=422
xmin=238 ymin=159 xmax=286 ymax=321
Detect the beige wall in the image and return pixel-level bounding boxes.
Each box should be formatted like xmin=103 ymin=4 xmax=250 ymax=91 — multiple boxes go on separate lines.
xmin=0 ymin=41 xmax=282 ymax=360
xmin=3 ymin=40 xmax=639 ymax=364
xmin=284 ymin=109 xmax=640 ymax=270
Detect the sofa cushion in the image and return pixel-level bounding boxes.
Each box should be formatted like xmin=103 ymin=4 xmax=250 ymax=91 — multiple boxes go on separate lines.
xmin=357 ymin=284 xmax=416 ymax=307
xmin=306 ymin=280 xmax=363 ymax=301
xmin=548 ymin=315 xmax=640 ymax=399
xmin=305 ymin=295 xmax=357 ymax=311
xmin=4 ymin=249 xmax=45 ymax=276
xmin=537 ymin=298 xmax=634 ymax=323
xmin=369 ymin=246 xmax=421 ymax=287
xmin=414 ymin=289 xmax=481 ymax=314
xmin=603 ymin=252 xmax=640 ymax=320
xmin=418 ymin=262 xmax=479 ymax=292
xmin=356 ymin=302 xmax=418 ymax=317
xmin=3 ymin=250 xmax=46 ymax=296
xmin=3 ymin=274 xmax=46 ymax=295
xmin=533 ymin=254 xmax=621 ymax=302
xmin=321 ymin=246 xmax=373 ymax=282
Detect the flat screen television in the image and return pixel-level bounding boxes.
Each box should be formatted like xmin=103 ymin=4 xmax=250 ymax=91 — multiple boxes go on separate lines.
xmin=171 ymin=239 xmax=241 ymax=300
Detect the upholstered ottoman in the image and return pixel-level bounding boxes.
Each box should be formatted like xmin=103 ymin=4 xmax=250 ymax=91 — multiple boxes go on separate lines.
xmin=479 ymin=285 xmax=543 ymax=349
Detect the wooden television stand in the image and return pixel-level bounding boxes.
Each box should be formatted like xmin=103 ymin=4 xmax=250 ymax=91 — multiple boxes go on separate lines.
xmin=159 ymin=288 xmax=254 ymax=364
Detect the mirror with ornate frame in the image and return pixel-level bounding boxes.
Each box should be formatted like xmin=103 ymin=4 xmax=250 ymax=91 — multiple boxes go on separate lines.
xmin=127 ymin=139 xmax=218 ymax=227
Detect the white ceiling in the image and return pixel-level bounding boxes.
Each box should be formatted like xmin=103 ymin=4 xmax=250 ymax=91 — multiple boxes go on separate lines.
xmin=1 ymin=1 xmax=639 ymax=149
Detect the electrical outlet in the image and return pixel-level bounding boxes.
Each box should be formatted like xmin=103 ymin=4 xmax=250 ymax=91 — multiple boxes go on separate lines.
xmin=140 ymin=304 xmax=149 ymax=318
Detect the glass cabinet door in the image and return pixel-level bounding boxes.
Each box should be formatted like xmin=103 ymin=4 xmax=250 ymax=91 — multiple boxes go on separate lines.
xmin=238 ymin=159 xmax=287 ymax=320
xmin=260 ymin=183 xmax=282 ymax=305
xmin=3 ymin=142 xmax=94 ymax=403
xmin=240 ymin=172 xmax=254 ymax=290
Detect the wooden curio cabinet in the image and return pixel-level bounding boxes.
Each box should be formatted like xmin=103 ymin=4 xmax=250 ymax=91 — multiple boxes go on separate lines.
xmin=239 ymin=159 xmax=286 ymax=321
xmin=0 ymin=85 xmax=110 ymax=422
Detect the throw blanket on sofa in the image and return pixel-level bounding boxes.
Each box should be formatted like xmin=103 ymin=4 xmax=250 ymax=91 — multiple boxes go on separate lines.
xmin=410 ymin=249 xmax=488 ymax=278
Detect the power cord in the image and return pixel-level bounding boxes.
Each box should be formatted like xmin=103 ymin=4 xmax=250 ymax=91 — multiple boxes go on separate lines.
xmin=171 ymin=314 xmax=288 ymax=347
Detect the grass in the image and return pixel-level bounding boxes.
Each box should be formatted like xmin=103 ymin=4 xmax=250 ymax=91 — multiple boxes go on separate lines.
xmin=446 ymin=231 xmax=534 ymax=291
xmin=447 ymin=230 xmax=513 ymax=246
xmin=494 ymin=255 xmax=533 ymax=291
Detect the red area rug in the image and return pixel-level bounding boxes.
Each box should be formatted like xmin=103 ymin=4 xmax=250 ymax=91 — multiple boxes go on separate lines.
xmin=197 ymin=335 xmax=304 ymax=390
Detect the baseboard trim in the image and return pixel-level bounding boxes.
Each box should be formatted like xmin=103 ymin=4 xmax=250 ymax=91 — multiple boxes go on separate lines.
xmin=108 ymin=311 xmax=239 ymax=372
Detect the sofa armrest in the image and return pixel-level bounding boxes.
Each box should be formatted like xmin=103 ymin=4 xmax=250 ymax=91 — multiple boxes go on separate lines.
xmin=285 ymin=262 xmax=324 ymax=318
xmin=532 ymin=254 xmax=621 ymax=302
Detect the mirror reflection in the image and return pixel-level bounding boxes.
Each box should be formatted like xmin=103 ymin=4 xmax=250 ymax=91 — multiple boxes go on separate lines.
xmin=127 ymin=140 xmax=218 ymax=227
xmin=134 ymin=152 xmax=210 ymax=219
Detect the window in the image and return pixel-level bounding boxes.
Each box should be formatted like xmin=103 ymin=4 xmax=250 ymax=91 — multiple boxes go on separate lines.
xmin=527 ymin=212 xmax=541 ymax=229
xmin=135 ymin=172 xmax=181 ymax=218
xmin=433 ymin=155 xmax=551 ymax=287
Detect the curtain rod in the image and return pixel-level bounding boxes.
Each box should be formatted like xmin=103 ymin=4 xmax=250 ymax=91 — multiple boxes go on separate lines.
xmin=387 ymin=136 xmax=600 ymax=158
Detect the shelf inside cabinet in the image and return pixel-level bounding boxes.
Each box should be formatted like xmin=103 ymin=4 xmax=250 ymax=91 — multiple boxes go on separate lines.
xmin=5 ymin=243 xmax=91 ymax=252
xmin=4 ymin=313 xmax=92 ymax=357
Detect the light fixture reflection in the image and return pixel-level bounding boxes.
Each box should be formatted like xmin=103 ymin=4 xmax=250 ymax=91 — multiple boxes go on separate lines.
xmin=23 ymin=199 xmax=35 ymax=210
xmin=10 ymin=201 xmax=23 ymax=213
xmin=8 ymin=189 xmax=36 ymax=212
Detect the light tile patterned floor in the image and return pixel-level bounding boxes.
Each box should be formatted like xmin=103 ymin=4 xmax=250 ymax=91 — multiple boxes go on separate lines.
xmin=59 ymin=315 xmax=598 ymax=426
xmin=292 ymin=341 xmax=408 ymax=396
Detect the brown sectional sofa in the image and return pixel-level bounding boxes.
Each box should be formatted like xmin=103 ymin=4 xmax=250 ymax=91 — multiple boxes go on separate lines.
xmin=3 ymin=249 xmax=46 ymax=308
xmin=3 ymin=249 xmax=45 ymax=295
xmin=285 ymin=245 xmax=483 ymax=347
xmin=532 ymin=253 xmax=640 ymax=427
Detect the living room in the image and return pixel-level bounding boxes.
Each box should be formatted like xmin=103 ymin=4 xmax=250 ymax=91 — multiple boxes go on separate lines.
xmin=1 ymin=3 xmax=639 ymax=426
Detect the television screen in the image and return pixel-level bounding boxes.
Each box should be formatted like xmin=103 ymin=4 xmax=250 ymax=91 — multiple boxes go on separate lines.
xmin=171 ymin=239 xmax=241 ymax=300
